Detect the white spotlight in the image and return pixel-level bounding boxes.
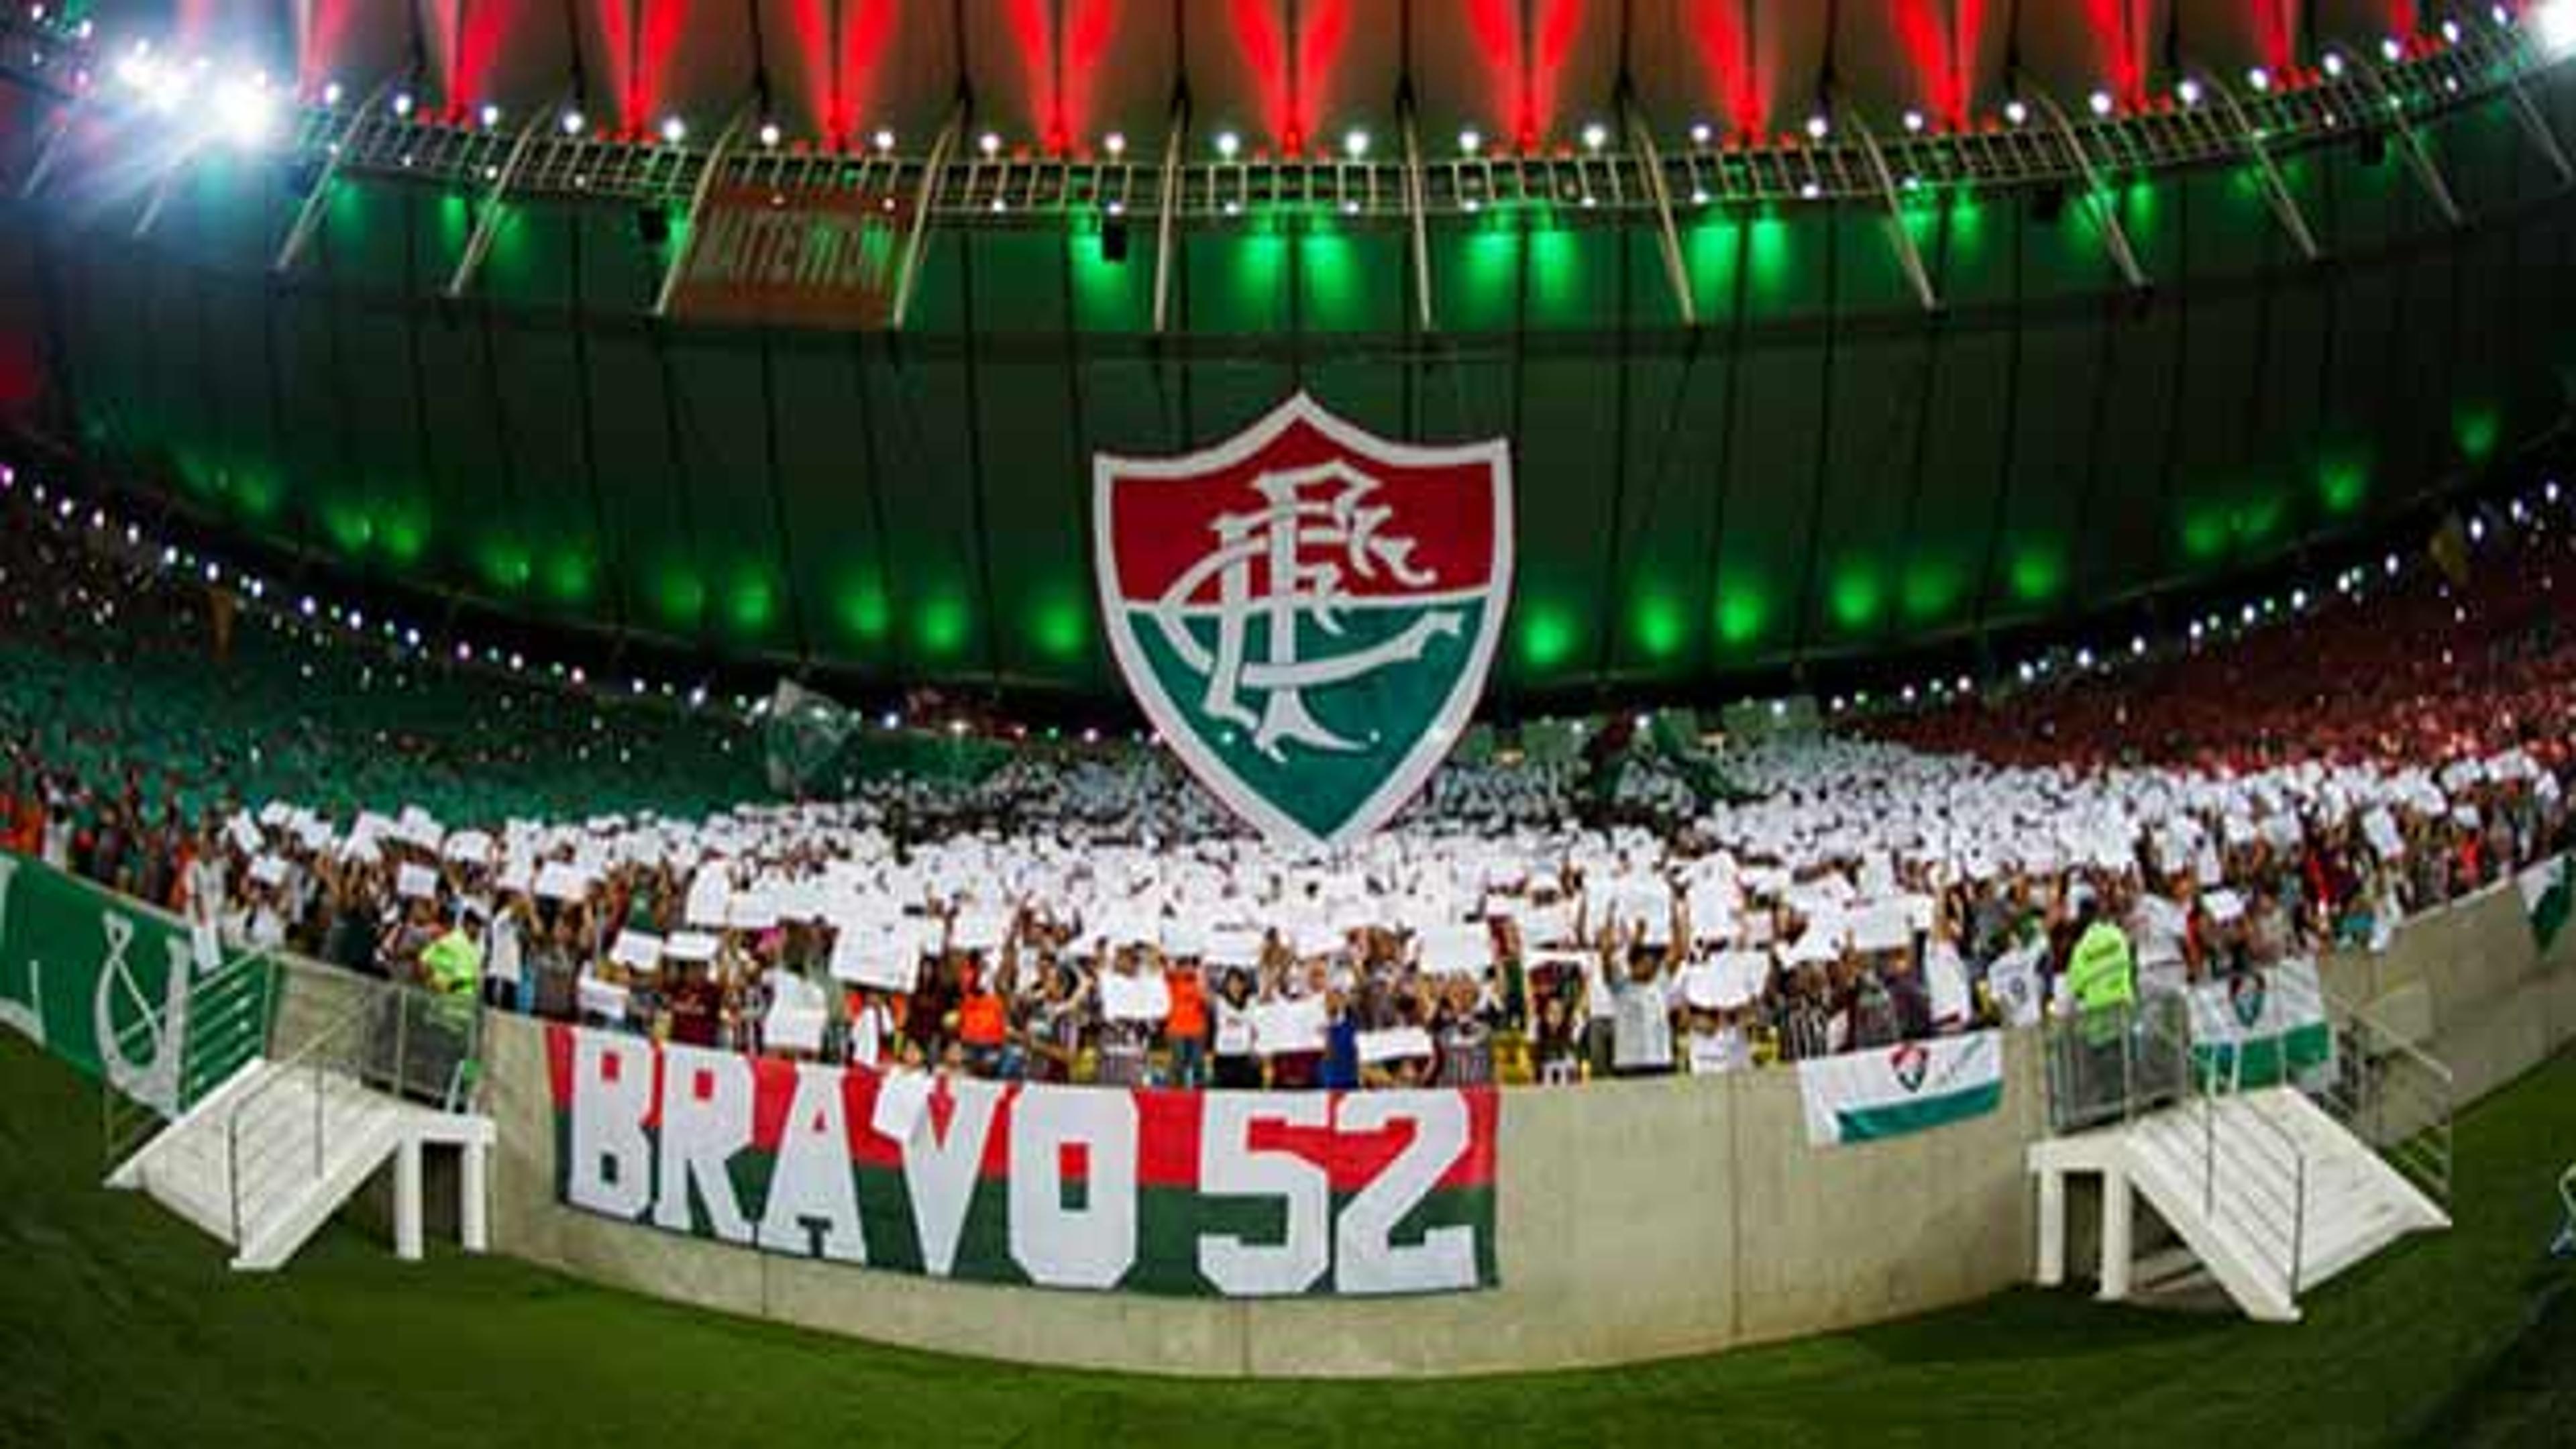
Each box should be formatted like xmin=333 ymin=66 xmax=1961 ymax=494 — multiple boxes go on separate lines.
xmin=2004 ymin=98 xmax=2029 ymax=125
xmin=1803 ymin=113 xmax=1829 ymax=140
xmin=1342 ymin=127 xmax=1369 ymax=159
xmin=2247 ymin=66 xmax=2271 ymax=91
xmin=2177 ymin=78 xmax=2202 ymax=107
xmin=212 ymin=76 xmax=275 ymax=147
xmin=2539 ymin=0 xmax=2576 ymax=56
xmin=758 ymin=121 xmax=782 ymax=148
xmin=561 ymin=108 xmax=585 ymax=136
xmin=1582 ymin=120 xmax=1609 ymax=150
xmin=659 ymin=115 xmax=687 ymax=144
xmin=2088 ymin=89 xmax=2114 ymax=117
xmin=1104 ymin=130 xmax=1126 ymax=157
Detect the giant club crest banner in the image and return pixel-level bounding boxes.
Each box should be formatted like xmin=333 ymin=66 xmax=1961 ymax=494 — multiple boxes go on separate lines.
xmin=1093 ymin=394 xmax=1514 ymax=851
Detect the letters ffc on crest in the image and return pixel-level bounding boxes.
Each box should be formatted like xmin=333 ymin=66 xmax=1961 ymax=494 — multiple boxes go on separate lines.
xmin=1093 ymin=394 xmax=1515 ymax=852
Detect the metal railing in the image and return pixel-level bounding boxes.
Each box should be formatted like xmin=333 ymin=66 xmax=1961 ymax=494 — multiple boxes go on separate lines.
xmin=101 ymin=948 xmax=276 ymax=1174
xmin=2191 ymin=1041 xmax=2312 ymax=1303
xmin=2042 ymin=992 xmax=2194 ymax=1134
xmin=2314 ymin=988 xmax=2457 ymax=1215
xmin=2044 ymin=987 xmax=2310 ymax=1305
xmin=221 ymin=969 xmax=482 ymax=1249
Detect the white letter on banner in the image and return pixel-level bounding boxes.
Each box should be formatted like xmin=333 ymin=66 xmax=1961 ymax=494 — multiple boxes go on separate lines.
xmin=1333 ymin=1093 xmax=1477 ymax=1294
xmin=1197 ymin=1093 xmax=1330 ymax=1295
xmin=653 ymin=1043 xmax=754 ymax=1243
xmin=1008 ymin=1085 xmax=1138 ymax=1289
xmin=756 ymin=1063 xmax=868 ymax=1263
xmin=901 ymin=1077 xmax=1004 ymax=1276
xmin=569 ymin=1031 xmax=654 ymax=1219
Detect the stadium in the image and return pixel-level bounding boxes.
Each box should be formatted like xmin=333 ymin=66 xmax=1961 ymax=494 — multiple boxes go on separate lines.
xmin=0 ymin=0 xmax=2573 ymax=1443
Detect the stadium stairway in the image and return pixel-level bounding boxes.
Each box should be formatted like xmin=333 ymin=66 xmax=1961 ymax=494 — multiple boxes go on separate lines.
xmin=107 ymin=1055 xmax=495 ymax=1272
xmin=2029 ymin=1087 xmax=2450 ymax=1322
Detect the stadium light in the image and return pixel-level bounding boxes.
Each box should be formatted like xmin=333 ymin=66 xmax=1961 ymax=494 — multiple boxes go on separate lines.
xmin=1688 ymin=121 xmax=1713 ymax=146
xmin=2443 ymin=19 xmax=2463 ymax=44
xmin=758 ymin=120 xmax=781 ymax=148
xmin=1214 ymin=129 xmax=1240 ymax=158
xmin=1803 ymin=113 xmax=1828 ymax=140
xmin=212 ymin=76 xmax=276 ymax=147
xmin=392 ymin=89 xmax=413 ymax=117
xmin=659 ymin=115 xmax=686 ymax=145
xmin=2322 ymin=51 xmax=2346 ymax=78
xmin=321 ymin=80 xmax=343 ymax=107
xmin=977 ymin=130 xmax=1001 ymax=156
xmin=2004 ymin=98 xmax=2029 ymax=125
xmin=2247 ymin=66 xmax=2271 ymax=92
xmin=2540 ymin=0 xmax=2576 ymax=56
xmin=561 ymin=109 xmax=585 ymax=136
xmin=1902 ymin=109 xmax=1925 ymax=133
xmin=1103 ymin=130 xmax=1126 ymax=157
xmin=2176 ymin=78 xmax=2202 ymax=107
xmin=480 ymin=102 xmax=501 ymax=127
xmin=2380 ymin=36 xmax=2405 ymax=62
xmin=873 ymin=127 xmax=896 ymax=152
xmin=1458 ymin=127 xmax=1482 ymax=154
xmin=2087 ymin=89 xmax=2114 ymax=117
xmin=1582 ymin=120 xmax=1609 ymax=151
xmin=1342 ymin=127 xmax=1369 ymax=159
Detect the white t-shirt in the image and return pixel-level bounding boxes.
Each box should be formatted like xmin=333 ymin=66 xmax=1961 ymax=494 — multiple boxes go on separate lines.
xmin=1214 ymin=998 xmax=1256 ymax=1057
xmin=1686 ymin=1024 xmax=1750 ymax=1075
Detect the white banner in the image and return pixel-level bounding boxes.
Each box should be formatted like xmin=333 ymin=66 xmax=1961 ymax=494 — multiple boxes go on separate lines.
xmin=1797 ymin=1030 xmax=2005 ymax=1147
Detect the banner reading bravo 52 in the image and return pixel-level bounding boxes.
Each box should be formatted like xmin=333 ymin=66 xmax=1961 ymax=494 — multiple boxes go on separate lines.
xmin=547 ymin=1024 xmax=1499 ymax=1297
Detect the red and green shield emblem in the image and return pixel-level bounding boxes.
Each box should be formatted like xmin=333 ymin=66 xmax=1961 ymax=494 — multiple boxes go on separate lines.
xmin=1093 ymin=394 xmax=1514 ymax=851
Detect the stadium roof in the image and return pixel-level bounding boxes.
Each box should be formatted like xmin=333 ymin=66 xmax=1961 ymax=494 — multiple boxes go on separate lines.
xmin=1 ymin=3 xmax=2573 ymax=709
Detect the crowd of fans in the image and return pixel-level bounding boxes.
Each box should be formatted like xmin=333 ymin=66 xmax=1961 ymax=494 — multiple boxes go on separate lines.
xmin=7 ymin=478 xmax=2576 ymax=1093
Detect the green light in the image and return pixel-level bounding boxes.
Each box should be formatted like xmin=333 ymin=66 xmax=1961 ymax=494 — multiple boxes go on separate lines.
xmin=1828 ymin=567 xmax=1883 ymax=631
xmin=726 ymin=572 xmax=776 ymax=634
xmin=2180 ymin=509 xmax=2229 ymax=563
xmin=654 ymin=569 xmax=706 ymax=627
xmin=1630 ymin=590 xmax=1686 ymax=660
xmin=1527 ymin=224 xmax=1583 ymax=323
xmin=320 ymin=501 xmax=374 ymax=555
xmin=1715 ymin=586 xmax=1769 ymax=648
xmin=1299 ymin=224 xmax=1364 ymax=331
xmin=838 ymin=578 xmax=890 ymax=643
xmin=2453 ymin=402 xmax=2502 ymax=462
xmin=2318 ymin=455 xmax=2369 ymax=515
xmin=377 ymin=502 xmax=429 ymax=564
xmin=1519 ymin=606 xmax=1578 ymax=669
xmin=1032 ymin=589 xmax=1089 ymax=661
xmin=1452 ymin=227 xmax=1520 ymax=330
xmin=233 ymin=472 xmax=282 ymax=521
xmin=1685 ymin=217 xmax=1738 ymax=320
xmin=1226 ymin=231 xmax=1288 ymax=329
xmin=543 ymin=551 xmax=596 ymax=604
xmin=917 ymin=592 xmax=969 ymax=657
xmin=1746 ymin=213 xmax=1794 ymax=308
xmin=2007 ymin=546 xmax=2064 ymax=604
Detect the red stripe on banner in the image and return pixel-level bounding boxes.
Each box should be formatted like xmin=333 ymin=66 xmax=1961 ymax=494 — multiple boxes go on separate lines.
xmin=545 ymin=1021 xmax=575 ymax=1108
xmin=1104 ymin=416 xmax=1499 ymax=606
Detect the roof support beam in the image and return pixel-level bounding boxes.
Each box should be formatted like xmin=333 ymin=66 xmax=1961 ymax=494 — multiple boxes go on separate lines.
xmin=650 ymin=97 xmax=755 ymax=317
xmin=1401 ymin=93 xmax=1436 ymax=333
xmin=2503 ymin=71 xmax=2575 ymax=186
xmin=2198 ymin=71 xmax=2321 ymax=262
xmin=274 ymin=74 xmax=405 ymax=275
xmin=129 ymin=137 xmax=208 ymax=240
xmin=445 ymin=99 xmax=562 ymax=299
xmin=17 ymin=85 xmax=88 ymax=199
xmin=1151 ymin=94 xmax=1188 ymax=335
xmin=2030 ymin=87 xmax=2148 ymax=291
xmin=1839 ymin=101 xmax=1938 ymax=313
xmin=2353 ymin=54 xmax=2463 ymax=227
xmin=890 ymin=99 xmax=963 ymax=331
xmin=1621 ymin=89 xmax=1698 ymax=325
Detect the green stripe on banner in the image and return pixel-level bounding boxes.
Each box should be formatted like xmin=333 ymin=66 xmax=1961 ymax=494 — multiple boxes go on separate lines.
xmin=2192 ymin=1022 xmax=2336 ymax=1089
xmin=1834 ymin=1081 xmax=2004 ymax=1143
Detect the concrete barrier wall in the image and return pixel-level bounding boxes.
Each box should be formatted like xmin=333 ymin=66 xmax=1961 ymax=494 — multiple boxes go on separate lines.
xmin=461 ymin=882 xmax=2574 ymax=1379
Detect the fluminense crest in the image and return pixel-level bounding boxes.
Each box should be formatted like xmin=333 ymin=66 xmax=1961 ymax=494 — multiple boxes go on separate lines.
xmin=1093 ymin=394 xmax=1514 ymax=851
